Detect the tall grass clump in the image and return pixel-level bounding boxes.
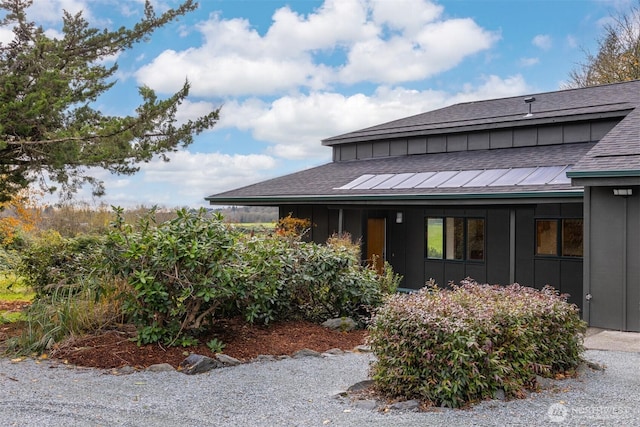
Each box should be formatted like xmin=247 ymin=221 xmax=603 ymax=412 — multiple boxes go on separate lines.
xmin=369 ymin=279 xmax=586 ymax=408
xmin=9 ymin=231 xmax=124 ymax=354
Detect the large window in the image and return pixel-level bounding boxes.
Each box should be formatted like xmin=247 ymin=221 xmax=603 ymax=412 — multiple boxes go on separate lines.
xmin=535 ymin=218 xmax=583 ymax=257
xmin=426 ymin=217 xmax=485 ymax=261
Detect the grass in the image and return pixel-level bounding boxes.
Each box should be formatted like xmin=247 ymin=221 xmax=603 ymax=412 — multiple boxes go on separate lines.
xmin=427 ymin=218 xmax=443 ymax=258
xmin=0 ymin=273 xmax=34 ymax=302
xmin=0 ymin=272 xmax=33 ymax=324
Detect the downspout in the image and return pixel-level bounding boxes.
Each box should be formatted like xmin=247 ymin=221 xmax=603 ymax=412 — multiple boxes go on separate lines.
xmin=338 ymin=208 xmax=344 ymax=235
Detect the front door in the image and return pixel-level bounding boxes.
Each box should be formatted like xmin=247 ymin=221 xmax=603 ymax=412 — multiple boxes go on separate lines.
xmin=367 ymin=218 xmax=386 ymax=273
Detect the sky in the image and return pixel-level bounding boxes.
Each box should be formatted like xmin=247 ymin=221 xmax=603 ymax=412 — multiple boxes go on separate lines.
xmin=2 ymin=0 xmax=637 ymax=208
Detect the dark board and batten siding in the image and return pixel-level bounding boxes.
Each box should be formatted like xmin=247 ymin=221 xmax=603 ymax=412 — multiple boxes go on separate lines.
xmin=334 ymin=119 xmax=618 ymax=162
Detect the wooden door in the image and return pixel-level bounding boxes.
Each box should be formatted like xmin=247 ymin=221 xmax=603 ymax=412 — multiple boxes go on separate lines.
xmin=367 ymin=218 xmax=386 ymax=273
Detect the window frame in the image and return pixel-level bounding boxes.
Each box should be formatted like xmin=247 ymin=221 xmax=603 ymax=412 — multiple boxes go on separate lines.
xmin=534 ymin=218 xmax=584 ymax=258
xmin=425 ymin=216 xmax=485 ymax=263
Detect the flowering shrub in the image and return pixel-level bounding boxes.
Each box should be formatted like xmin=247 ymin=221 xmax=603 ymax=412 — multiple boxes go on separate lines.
xmin=368 ymin=279 xmax=586 ymax=408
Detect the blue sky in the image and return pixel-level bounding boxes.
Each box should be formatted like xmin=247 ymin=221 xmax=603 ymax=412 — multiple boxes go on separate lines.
xmin=3 ymin=0 xmax=635 ymax=208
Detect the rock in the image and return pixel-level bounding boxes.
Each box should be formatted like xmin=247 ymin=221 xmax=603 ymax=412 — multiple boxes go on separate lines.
xmin=322 ymin=317 xmax=357 ymax=332
xmin=292 ymin=348 xmax=323 ymax=358
xmin=536 ymin=375 xmax=556 ymax=390
xmin=254 ymin=355 xmax=277 ymax=362
xmin=353 ymin=399 xmax=378 ymax=410
xmin=389 ymin=399 xmax=420 ymax=411
xmin=146 ymin=363 xmax=175 ymax=372
xmin=347 ymin=380 xmax=375 ymax=393
xmin=323 ymin=348 xmax=345 ymax=356
xmin=215 ymin=354 xmax=242 ymax=366
xmin=494 ymin=388 xmax=506 ymax=401
xmin=179 ymin=354 xmax=224 ymax=375
xmin=111 ymin=365 xmax=137 ymax=375
xmin=353 ymin=345 xmax=372 ymax=353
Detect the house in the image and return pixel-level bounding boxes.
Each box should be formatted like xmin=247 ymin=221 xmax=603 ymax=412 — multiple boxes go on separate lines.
xmin=206 ymin=80 xmax=640 ymax=332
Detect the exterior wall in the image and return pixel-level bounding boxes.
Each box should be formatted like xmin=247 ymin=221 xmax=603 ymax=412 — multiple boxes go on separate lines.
xmin=585 ymin=185 xmax=640 ymax=331
xmin=282 ymin=202 xmax=584 ymax=310
xmin=333 ymin=119 xmax=617 ymax=161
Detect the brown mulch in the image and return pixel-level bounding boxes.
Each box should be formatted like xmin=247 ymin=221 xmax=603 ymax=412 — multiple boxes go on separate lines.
xmin=1 ymin=307 xmax=368 ymax=370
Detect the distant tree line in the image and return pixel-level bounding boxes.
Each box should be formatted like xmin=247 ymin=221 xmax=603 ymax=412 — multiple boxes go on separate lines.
xmin=212 ymin=206 xmax=278 ymax=224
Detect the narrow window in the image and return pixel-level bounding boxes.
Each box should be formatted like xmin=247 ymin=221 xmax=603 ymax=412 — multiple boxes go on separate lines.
xmin=426 ymin=217 xmax=443 ymax=259
xmin=536 ymin=220 xmax=558 ymax=255
xmin=562 ymin=219 xmax=583 ymax=257
xmin=446 ymin=217 xmax=464 ymax=260
xmin=467 ymin=218 xmax=485 ymax=261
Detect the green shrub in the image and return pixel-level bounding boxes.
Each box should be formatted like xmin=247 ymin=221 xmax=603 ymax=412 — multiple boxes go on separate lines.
xmin=368 ymin=279 xmax=586 ymax=408
xmin=289 ymin=239 xmax=400 ymax=324
xmin=17 ymin=231 xmax=105 ymax=299
xmin=104 ymin=207 xmax=401 ymax=346
xmin=104 ymin=207 xmax=241 ymax=346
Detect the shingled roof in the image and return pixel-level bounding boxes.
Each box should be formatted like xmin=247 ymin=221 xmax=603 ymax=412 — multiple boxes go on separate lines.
xmin=206 ymin=80 xmax=640 ymax=205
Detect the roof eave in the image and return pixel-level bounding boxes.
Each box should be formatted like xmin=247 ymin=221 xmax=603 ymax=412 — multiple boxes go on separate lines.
xmin=206 ymin=190 xmax=584 ymax=206
xmin=567 ymin=170 xmax=640 ymax=178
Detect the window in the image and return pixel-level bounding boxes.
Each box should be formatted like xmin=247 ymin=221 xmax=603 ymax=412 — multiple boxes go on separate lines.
xmin=426 ymin=217 xmax=485 ymax=261
xmin=467 ymin=218 xmax=485 ymax=261
xmin=426 ymin=218 xmax=443 ymax=259
xmin=535 ymin=219 xmax=583 ymax=257
xmin=562 ymin=219 xmax=583 ymax=257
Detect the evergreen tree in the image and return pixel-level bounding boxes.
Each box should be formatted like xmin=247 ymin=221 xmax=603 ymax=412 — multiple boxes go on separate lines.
xmin=0 ymin=0 xmax=219 ymax=202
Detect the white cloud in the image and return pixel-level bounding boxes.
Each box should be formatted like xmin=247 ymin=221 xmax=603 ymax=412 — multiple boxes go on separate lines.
xmin=140 ymin=150 xmax=277 ymax=194
xmin=135 ymin=0 xmax=498 ymax=96
xmin=214 ymin=75 xmax=530 ymax=161
xmin=532 ymin=34 xmax=552 ymax=50
xmin=519 ymin=57 xmax=540 ymax=67
xmin=566 ymin=35 xmax=579 ymax=49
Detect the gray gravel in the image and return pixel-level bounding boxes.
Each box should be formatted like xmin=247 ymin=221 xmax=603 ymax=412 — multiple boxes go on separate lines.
xmin=1 ymin=349 xmax=639 ymax=426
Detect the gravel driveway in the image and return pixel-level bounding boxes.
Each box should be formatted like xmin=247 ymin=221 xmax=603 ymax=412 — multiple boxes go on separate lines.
xmin=1 ymin=349 xmax=639 ymax=426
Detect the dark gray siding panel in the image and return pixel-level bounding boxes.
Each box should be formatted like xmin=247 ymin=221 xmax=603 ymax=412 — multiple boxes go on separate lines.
xmin=388 ymin=211 xmax=407 ymax=287
xmin=534 ymin=258 xmax=561 ymax=289
xmin=486 ymin=208 xmax=510 ymax=285
xmin=444 ymin=263 xmax=466 ymax=285
xmin=627 ymin=191 xmax=640 ymax=331
xmin=588 ymin=187 xmax=625 ymax=329
xmin=447 ymin=134 xmax=467 ymax=152
xmin=408 ymin=137 xmax=427 ymax=155
xmin=390 ymin=139 xmax=408 ymax=156
xmin=538 ymin=125 xmax=563 ymax=145
xmin=564 ymin=123 xmax=591 ymax=143
xmin=403 ymin=208 xmax=425 ymax=289
xmin=588 ymin=186 xmax=640 ymax=331
xmin=560 ymin=259 xmax=583 ymax=307
xmin=490 ymin=130 xmax=512 ymax=149
xmin=513 ymin=127 xmax=537 ymax=147
xmin=427 ymin=136 xmax=446 ymax=153
xmin=340 ymin=145 xmax=357 ymax=161
xmin=312 ymin=206 xmax=329 ymax=242
xmin=514 ymin=207 xmax=535 ymax=286
xmin=343 ymin=209 xmax=363 ymax=242
xmin=357 ymin=142 xmax=373 ymax=159
xmin=465 ymin=264 xmax=486 ymax=283
xmin=373 ymin=141 xmax=390 ymax=157
xmin=468 ymin=132 xmax=490 ymax=150
xmin=425 ymin=260 xmax=444 ymax=286
xmin=590 ymin=120 xmax=617 ymax=141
